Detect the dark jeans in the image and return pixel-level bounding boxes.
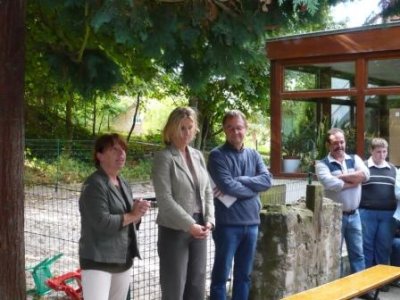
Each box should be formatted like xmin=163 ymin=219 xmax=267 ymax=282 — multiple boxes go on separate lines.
xmin=359 ymin=208 xmax=396 ymax=267
xmin=392 ymin=237 xmax=400 ymax=266
xmin=341 ymin=210 xmax=365 ymax=275
xmin=210 ymin=224 xmax=258 ymax=300
xmin=391 ymin=221 xmax=400 ymax=267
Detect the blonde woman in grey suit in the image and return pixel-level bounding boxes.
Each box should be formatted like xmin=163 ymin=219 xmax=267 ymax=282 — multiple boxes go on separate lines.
xmin=152 ymin=107 xmax=215 ymax=300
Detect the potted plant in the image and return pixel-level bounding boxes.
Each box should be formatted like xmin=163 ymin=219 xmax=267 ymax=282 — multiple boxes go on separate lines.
xmin=282 ymin=131 xmax=304 ymax=173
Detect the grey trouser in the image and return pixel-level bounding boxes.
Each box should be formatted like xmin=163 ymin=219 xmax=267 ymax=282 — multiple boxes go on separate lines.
xmin=158 ymin=225 xmax=207 ymax=300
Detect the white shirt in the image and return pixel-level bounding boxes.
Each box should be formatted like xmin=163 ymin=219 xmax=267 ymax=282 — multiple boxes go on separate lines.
xmin=316 ymin=153 xmax=370 ymax=211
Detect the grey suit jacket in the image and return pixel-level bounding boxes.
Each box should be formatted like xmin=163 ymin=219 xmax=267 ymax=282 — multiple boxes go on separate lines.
xmin=152 ymin=145 xmax=215 ymax=231
xmin=79 ymin=168 xmax=140 ymax=264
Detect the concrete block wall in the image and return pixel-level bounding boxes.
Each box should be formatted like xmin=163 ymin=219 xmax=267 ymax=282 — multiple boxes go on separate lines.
xmin=250 ymin=184 xmax=342 ymax=300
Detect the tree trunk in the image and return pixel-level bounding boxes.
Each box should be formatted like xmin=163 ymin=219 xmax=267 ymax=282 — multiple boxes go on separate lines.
xmin=189 ymin=95 xmax=203 ymax=149
xmin=97 ymin=112 xmax=104 ymax=134
xmin=0 ymin=1 xmax=26 ymax=299
xmin=200 ymin=114 xmax=210 ymax=151
xmin=65 ymin=92 xmax=74 ymax=141
xmin=92 ymin=95 xmax=97 ymax=136
xmin=127 ymin=92 xmax=141 ymax=142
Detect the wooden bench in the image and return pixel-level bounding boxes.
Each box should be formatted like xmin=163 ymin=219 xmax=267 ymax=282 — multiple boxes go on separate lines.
xmin=281 ymin=265 xmax=400 ymax=300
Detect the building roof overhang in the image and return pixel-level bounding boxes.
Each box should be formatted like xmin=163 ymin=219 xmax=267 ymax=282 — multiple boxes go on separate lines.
xmin=266 ymin=22 xmax=400 ymax=60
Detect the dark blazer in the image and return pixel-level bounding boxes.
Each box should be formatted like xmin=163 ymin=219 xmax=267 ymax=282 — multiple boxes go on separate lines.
xmin=79 ymin=168 xmax=140 ymax=264
xmin=152 ymin=145 xmax=215 ymax=231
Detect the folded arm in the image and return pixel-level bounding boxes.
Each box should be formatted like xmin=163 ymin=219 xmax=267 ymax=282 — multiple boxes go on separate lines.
xmin=208 ymin=150 xmax=257 ymax=199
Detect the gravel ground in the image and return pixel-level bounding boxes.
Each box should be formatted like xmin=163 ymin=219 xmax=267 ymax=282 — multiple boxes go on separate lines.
xmin=355 ymin=285 xmax=400 ymax=300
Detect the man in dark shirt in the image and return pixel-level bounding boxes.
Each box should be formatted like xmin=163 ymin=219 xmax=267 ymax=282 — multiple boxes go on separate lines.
xmin=207 ymin=110 xmax=272 ymax=300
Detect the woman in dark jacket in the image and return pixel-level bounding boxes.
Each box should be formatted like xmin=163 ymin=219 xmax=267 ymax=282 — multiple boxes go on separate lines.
xmin=79 ymin=133 xmax=150 ymax=300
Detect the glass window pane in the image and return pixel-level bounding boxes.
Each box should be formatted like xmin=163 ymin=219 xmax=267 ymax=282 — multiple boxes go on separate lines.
xmin=330 ymin=97 xmax=356 ymax=154
xmin=281 ymin=100 xmax=318 ymax=173
xmin=284 ymin=62 xmax=355 ymax=91
xmin=368 ymin=59 xmax=400 ymax=87
xmin=365 ymin=95 xmax=400 ymax=165
xmin=281 ymin=97 xmax=356 ymax=173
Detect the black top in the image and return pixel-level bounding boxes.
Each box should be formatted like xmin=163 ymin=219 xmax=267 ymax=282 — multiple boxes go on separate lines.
xmin=360 ymin=163 xmax=397 ymax=211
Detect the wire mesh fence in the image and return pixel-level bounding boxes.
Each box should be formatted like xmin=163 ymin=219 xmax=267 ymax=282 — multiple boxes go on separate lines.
xmin=25 ymin=139 xmax=161 ymax=163
xmin=25 ymin=180 xmax=309 ymax=299
xmin=24 ymin=139 xmax=163 ymax=186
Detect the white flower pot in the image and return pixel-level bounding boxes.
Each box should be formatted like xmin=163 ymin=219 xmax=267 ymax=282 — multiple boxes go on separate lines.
xmin=282 ymin=158 xmax=301 ymax=173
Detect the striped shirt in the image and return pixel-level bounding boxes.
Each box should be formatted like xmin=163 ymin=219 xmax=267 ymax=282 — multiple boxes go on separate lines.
xmin=360 ymin=158 xmax=397 ymax=210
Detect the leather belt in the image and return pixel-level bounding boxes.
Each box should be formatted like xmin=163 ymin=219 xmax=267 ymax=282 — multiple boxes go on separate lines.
xmin=343 ymin=209 xmax=356 ymax=216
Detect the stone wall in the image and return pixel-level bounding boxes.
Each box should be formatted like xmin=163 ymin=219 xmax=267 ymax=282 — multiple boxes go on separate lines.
xmin=250 ymin=184 xmax=342 ymax=300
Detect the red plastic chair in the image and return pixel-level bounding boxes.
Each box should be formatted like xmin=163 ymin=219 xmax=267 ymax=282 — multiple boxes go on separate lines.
xmin=46 ymin=269 xmax=82 ymax=300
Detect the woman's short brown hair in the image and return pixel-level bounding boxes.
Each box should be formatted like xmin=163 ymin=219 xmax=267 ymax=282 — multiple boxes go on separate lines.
xmin=162 ymin=107 xmax=199 ymax=145
xmin=94 ymin=133 xmax=127 ymax=167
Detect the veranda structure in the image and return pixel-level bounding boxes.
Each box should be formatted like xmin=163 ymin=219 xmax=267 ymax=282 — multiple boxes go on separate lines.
xmin=266 ymin=23 xmax=400 ymax=176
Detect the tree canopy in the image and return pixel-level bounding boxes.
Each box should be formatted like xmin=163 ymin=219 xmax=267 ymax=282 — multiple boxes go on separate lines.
xmin=25 ymin=0 xmax=396 ymax=147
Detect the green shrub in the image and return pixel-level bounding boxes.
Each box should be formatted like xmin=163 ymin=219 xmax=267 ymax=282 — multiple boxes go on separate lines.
xmin=24 ymin=152 xmax=93 ymax=185
xmin=24 ymin=139 xmax=160 ymax=185
xmin=25 ymin=153 xmax=153 ymax=185
xmin=57 ymin=154 xmax=94 ymax=183
xmin=121 ymin=159 xmax=153 ymax=182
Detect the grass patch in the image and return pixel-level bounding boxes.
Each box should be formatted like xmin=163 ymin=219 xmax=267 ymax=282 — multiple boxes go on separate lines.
xmin=25 ymin=153 xmax=153 ymax=185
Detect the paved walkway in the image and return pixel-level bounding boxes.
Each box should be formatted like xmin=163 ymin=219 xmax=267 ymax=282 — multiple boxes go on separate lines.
xmin=380 ymin=285 xmax=400 ymax=299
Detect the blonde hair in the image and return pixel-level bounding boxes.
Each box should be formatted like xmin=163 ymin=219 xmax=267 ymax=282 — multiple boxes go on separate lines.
xmin=370 ymin=137 xmax=388 ymax=150
xmin=162 ymin=107 xmax=199 ymax=145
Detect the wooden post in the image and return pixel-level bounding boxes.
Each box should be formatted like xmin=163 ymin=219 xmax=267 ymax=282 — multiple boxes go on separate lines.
xmin=306 ymin=184 xmax=324 ymax=235
xmin=0 ymin=1 xmax=26 ymax=299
